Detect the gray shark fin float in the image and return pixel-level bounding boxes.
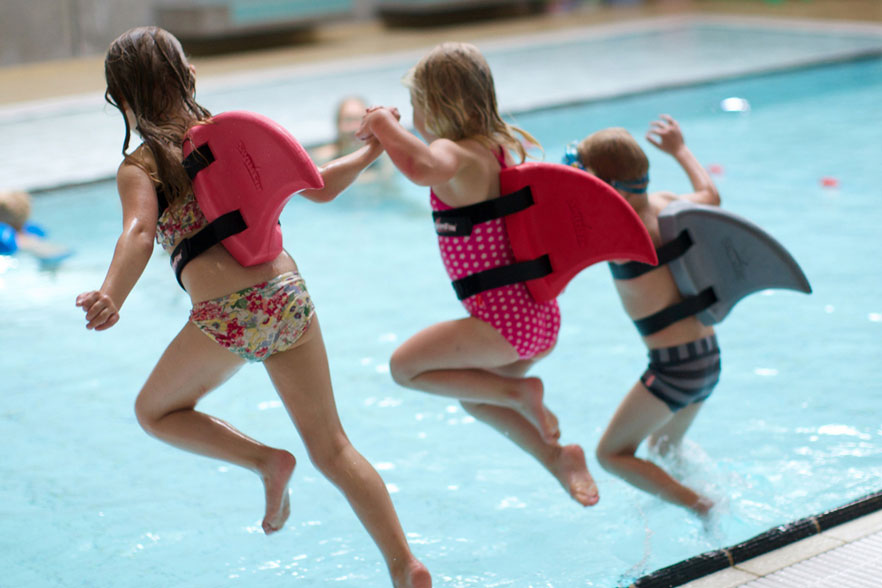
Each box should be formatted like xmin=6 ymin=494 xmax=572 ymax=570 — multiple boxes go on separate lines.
xmin=610 ymin=200 xmax=812 ymax=335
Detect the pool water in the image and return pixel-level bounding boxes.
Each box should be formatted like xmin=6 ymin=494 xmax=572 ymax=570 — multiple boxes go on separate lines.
xmin=3 ymin=43 xmax=882 ymax=588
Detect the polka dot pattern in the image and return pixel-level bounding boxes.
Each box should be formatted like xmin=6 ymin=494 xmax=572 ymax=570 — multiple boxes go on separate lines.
xmin=431 ymin=191 xmax=561 ymax=359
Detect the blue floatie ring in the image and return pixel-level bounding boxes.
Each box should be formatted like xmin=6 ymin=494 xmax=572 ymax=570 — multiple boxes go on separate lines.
xmin=23 ymin=222 xmax=47 ymax=238
xmin=0 ymin=222 xmax=18 ymax=255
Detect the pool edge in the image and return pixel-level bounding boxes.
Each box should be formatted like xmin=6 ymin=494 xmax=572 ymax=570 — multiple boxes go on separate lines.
xmin=627 ymin=489 xmax=882 ymax=588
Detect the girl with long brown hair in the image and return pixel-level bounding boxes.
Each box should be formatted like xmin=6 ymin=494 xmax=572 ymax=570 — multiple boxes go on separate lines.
xmin=76 ymin=26 xmax=431 ymax=588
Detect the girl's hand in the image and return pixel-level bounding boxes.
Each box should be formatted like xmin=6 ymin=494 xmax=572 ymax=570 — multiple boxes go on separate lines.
xmin=76 ymin=290 xmax=120 ymax=331
xmin=646 ymin=114 xmax=685 ymax=156
xmin=356 ymin=106 xmax=400 ymax=141
xmin=363 ymin=136 xmax=385 ymax=161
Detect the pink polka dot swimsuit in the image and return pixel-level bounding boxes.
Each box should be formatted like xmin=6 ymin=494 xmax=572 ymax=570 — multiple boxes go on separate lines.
xmin=430 ymin=151 xmax=561 ymax=359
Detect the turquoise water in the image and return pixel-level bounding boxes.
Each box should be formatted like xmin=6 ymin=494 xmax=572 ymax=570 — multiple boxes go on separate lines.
xmin=2 ymin=56 xmax=882 ymax=588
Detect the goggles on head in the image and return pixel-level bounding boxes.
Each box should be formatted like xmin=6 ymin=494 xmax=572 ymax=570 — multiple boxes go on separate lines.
xmin=610 ymin=174 xmax=649 ymax=195
xmin=562 ymin=141 xmax=585 ymax=170
xmin=562 ymin=140 xmax=648 ymax=194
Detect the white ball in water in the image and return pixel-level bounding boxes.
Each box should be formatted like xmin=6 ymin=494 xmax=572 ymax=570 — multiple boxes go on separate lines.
xmin=721 ymin=97 xmax=751 ymax=112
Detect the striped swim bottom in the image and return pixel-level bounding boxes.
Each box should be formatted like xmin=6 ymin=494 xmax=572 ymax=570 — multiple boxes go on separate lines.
xmin=641 ymin=334 xmax=721 ymax=412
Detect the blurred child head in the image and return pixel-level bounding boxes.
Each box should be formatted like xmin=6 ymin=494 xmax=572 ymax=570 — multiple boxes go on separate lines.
xmin=0 ymin=190 xmax=32 ymax=231
xmin=577 ymin=128 xmax=649 ymax=187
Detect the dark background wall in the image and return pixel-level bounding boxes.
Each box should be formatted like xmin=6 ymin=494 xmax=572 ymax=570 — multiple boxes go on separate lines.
xmin=0 ymin=0 xmax=377 ymax=67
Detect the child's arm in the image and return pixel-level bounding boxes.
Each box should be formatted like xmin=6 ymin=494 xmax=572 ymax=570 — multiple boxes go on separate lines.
xmin=357 ymin=107 xmax=461 ymax=187
xmin=646 ymin=114 xmax=720 ymax=207
xmin=75 ymin=162 xmax=158 ymax=330
xmin=300 ymin=139 xmax=384 ymax=203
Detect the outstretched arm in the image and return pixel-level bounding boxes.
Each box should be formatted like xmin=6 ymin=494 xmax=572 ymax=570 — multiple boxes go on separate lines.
xmin=300 ymin=138 xmax=384 ymax=203
xmin=75 ymin=162 xmax=157 ymax=330
xmin=646 ymin=114 xmax=720 ymax=207
xmin=357 ymin=107 xmax=460 ymax=187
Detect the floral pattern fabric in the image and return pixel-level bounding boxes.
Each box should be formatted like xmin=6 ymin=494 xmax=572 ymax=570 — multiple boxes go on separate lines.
xmin=156 ymin=193 xmax=208 ymax=254
xmin=189 ymin=271 xmax=314 ymax=362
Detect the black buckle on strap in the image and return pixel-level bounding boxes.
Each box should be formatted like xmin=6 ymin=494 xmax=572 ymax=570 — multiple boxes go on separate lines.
xmin=433 ymin=186 xmax=534 ymax=237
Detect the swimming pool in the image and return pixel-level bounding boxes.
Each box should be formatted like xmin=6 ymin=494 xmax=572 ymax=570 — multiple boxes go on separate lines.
xmin=2 ymin=19 xmax=882 ymax=588
xmin=3 ymin=15 xmax=882 ymax=191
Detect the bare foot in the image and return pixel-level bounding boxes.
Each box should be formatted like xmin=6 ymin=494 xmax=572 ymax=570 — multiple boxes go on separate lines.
xmin=513 ymin=377 xmax=559 ymax=443
xmin=692 ymin=495 xmax=715 ymax=517
xmin=393 ymin=558 xmax=432 ymax=588
xmin=260 ymin=449 xmax=296 ymax=534
xmin=551 ymin=444 xmax=599 ymax=507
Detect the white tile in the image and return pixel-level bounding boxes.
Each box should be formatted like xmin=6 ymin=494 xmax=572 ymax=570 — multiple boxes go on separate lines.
xmin=735 ymin=534 xmax=844 ymax=577
xmin=822 ymin=510 xmax=882 ymax=543
xmin=739 ymin=531 xmax=882 ymax=588
xmin=679 ymin=566 xmax=758 ymax=588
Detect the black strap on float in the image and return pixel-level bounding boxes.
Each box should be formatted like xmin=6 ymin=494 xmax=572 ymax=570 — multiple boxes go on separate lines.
xmin=182 ymin=143 xmax=216 ymax=180
xmin=170 ymin=210 xmax=247 ymax=289
xmin=633 ymin=287 xmax=718 ymax=336
xmin=432 ymin=186 xmax=554 ymax=300
xmin=608 ymin=230 xmax=694 ymax=280
xmin=432 ymin=186 xmax=534 ymax=236
xmin=452 ymin=256 xmax=552 ymax=300
xmin=168 ymin=141 xmax=248 ymax=289
xmin=607 ymin=230 xmax=718 ymax=335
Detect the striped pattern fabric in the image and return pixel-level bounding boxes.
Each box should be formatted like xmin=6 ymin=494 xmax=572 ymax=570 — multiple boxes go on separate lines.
xmin=642 ymin=334 xmax=721 ymax=412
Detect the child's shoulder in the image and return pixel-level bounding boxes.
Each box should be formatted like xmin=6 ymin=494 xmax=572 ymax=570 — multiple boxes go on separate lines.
xmin=649 ymin=190 xmax=678 ymax=208
xmin=121 ymin=144 xmax=158 ymax=178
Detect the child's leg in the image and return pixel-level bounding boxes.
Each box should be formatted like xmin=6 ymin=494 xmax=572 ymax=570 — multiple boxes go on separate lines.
xmin=595 ymin=380 xmax=711 ymax=514
xmin=460 ymin=401 xmax=598 ymax=507
xmin=389 ymin=317 xmax=558 ymax=442
xmin=263 ymin=318 xmax=430 ymax=588
xmin=648 ymin=401 xmax=704 ymax=457
xmin=134 ymin=322 xmax=297 ymax=534
xmin=457 ymin=358 xmax=597 ymax=505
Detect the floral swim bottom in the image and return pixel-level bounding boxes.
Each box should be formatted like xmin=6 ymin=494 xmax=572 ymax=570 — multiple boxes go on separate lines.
xmin=189 ymin=271 xmax=314 ymax=362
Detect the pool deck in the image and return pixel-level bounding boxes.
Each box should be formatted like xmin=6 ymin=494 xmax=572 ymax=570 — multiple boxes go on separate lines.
xmin=4 ymin=1 xmax=882 ymax=585
xmin=677 ymin=509 xmax=882 ymax=588
xmin=2 ymin=0 xmax=881 ymax=106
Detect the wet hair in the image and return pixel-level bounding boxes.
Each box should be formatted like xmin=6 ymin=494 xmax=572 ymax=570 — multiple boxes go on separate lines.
xmin=104 ymin=26 xmax=211 ymax=203
xmin=0 ymin=190 xmax=31 ymax=231
xmin=577 ymin=128 xmax=649 ymax=185
xmin=404 ymin=42 xmax=539 ymax=163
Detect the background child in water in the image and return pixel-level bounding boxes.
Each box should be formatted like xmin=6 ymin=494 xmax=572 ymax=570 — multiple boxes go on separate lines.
xmin=357 ymin=41 xmax=598 ymax=508
xmin=311 ymin=95 xmax=395 ymax=184
xmin=0 ymin=189 xmax=72 ymax=266
xmin=75 ymin=26 xmax=430 ymax=588
xmin=576 ymin=115 xmax=721 ymax=515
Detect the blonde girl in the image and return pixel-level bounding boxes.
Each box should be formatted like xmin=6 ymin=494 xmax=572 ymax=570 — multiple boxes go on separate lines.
xmin=75 ymin=26 xmax=430 ymax=588
xmin=357 ymin=42 xmax=598 ymax=507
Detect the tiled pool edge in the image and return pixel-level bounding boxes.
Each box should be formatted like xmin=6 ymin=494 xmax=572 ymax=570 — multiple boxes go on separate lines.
xmin=627 ymin=490 xmax=882 ymax=588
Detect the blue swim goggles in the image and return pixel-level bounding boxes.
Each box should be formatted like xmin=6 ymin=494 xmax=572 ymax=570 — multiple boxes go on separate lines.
xmin=610 ymin=175 xmax=649 ymax=195
xmin=562 ymin=141 xmax=649 ymax=194
xmin=563 ymin=141 xmax=584 ymax=170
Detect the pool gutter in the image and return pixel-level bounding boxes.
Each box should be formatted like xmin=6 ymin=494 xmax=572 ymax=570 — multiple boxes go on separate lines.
xmin=628 ymin=489 xmax=882 ymax=588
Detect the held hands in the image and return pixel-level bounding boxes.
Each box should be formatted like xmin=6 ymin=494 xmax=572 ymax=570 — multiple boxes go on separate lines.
xmin=355 ymin=106 xmax=400 ymax=142
xmin=75 ymin=290 xmax=120 ymax=331
xmin=646 ymin=114 xmax=686 ymax=156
